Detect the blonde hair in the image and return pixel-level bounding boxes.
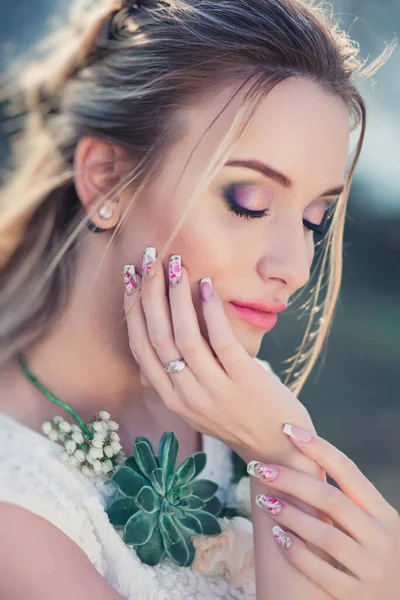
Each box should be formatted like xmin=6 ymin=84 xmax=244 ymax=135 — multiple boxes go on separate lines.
xmin=0 ymin=0 xmax=392 ymax=394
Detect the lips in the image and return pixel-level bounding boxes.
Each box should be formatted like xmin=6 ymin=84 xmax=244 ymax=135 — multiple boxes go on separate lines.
xmin=229 ymin=300 xmax=286 ymax=331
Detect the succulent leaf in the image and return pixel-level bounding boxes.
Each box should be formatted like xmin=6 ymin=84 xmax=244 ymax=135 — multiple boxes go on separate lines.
xmin=158 ymin=432 xmax=179 ymax=482
xmin=160 ymin=497 xmax=171 ymax=514
xmin=150 ymin=468 xmax=166 ymax=496
xmin=177 ymin=484 xmax=193 ymax=499
xmin=176 ymin=512 xmax=203 ymax=535
xmin=135 ymin=526 xmax=165 ymax=566
xmin=135 ymin=436 xmax=155 ymax=455
xmin=125 ymin=455 xmax=142 ymax=474
xmin=170 ymin=505 xmax=186 ymax=520
xmin=163 ymin=528 xmax=195 ymax=567
xmin=203 ymin=495 xmax=223 ymax=517
xmin=124 ymin=510 xmax=158 ymax=546
xmin=106 ymin=497 xmax=139 ymax=526
xmin=185 ymin=536 xmax=196 ymax=566
xmin=134 ymin=439 xmax=159 ymax=480
xmin=173 ymin=455 xmax=196 ymax=487
xmin=193 ymin=511 xmax=222 ymax=536
xmin=192 ymin=452 xmax=207 ymax=478
xmin=112 ymin=466 xmax=148 ymax=496
xmin=135 ymin=485 xmax=161 ymax=514
xmin=189 ymin=480 xmax=219 ymax=501
xmin=179 ymin=495 xmax=206 ymax=510
xmin=159 ymin=512 xmax=181 ymax=544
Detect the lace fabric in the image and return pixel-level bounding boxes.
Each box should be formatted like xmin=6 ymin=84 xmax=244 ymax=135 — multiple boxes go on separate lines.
xmin=0 ymin=413 xmax=256 ymax=599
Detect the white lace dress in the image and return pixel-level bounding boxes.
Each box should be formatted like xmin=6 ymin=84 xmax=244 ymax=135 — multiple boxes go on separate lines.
xmin=0 ymin=413 xmax=256 ymax=599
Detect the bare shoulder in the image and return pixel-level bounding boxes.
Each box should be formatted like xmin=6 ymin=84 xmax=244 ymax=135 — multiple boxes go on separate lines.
xmin=0 ymin=503 xmax=122 ymax=600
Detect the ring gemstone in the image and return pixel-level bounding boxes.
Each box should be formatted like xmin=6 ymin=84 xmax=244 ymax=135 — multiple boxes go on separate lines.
xmin=165 ymin=359 xmax=187 ymax=374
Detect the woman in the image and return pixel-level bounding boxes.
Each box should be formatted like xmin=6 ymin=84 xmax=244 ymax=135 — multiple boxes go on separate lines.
xmin=0 ymin=0 xmax=398 ymax=598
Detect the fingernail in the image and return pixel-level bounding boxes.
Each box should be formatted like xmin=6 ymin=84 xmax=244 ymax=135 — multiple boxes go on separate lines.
xmin=124 ymin=265 xmax=140 ymax=296
xmin=200 ymin=277 xmax=214 ymax=301
xmin=142 ymin=247 xmax=156 ymax=279
xmin=272 ymin=525 xmax=292 ymax=549
xmin=169 ymin=255 xmax=182 ymax=287
xmin=256 ymin=494 xmax=283 ymax=516
xmin=247 ymin=461 xmax=278 ymax=482
xmin=283 ymin=424 xmax=313 ymax=443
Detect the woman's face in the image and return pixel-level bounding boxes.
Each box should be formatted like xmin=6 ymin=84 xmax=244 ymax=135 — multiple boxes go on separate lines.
xmin=119 ymin=77 xmax=351 ymax=358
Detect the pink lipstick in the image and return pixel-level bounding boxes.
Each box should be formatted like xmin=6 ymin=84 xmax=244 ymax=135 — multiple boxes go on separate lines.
xmin=229 ymin=300 xmax=286 ymax=331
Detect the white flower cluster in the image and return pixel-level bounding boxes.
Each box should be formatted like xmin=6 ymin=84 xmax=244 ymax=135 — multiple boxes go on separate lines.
xmin=42 ymin=411 xmax=125 ymax=478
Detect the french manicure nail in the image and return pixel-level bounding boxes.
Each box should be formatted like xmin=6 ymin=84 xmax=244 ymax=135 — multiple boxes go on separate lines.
xmin=283 ymin=424 xmax=313 ymax=443
xmin=142 ymin=247 xmax=156 ymax=279
xmin=256 ymin=494 xmax=283 ymax=516
xmin=124 ymin=265 xmax=140 ymax=296
xmin=200 ymin=277 xmax=214 ymax=301
xmin=169 ymin=255 xmax=182 ymax=286
xmin=272 ymin=525 xmax=292 ymax=549
xmin=247 ymin=461 xmax=279 ymax=482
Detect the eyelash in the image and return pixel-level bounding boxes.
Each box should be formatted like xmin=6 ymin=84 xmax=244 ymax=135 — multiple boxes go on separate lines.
xmin=223 ymin=184 xmax=336 ymax=237
xmin=223 ymin=185 xmax=269 ymax=220
xmin=303 ymin=203 xmax=336 ymax=238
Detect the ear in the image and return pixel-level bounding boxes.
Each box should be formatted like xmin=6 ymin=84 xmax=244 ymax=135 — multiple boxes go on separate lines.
xmin=74 ymin=137 xmax=130 ymax=231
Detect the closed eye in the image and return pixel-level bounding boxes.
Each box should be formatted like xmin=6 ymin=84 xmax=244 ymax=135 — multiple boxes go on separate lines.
xmin=303 ymin=201 xmax=338 ymax=237
xmin=222 ymin=183 xmax=271 ymax=220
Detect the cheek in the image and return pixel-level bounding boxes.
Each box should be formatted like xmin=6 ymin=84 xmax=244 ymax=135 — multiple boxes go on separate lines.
xmin=167 ymin=202 xmax=235 ymax=281
xmin=306 ymin=234 xmax=316 ymax=265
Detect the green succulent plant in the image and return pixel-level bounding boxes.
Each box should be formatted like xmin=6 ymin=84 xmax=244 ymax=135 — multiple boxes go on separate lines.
xmin=106 ymin=432 xmax=223 ymax=567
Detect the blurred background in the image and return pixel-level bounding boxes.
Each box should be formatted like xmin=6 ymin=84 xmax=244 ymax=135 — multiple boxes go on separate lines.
xmin=0 ymin=1 xmax=399 ymax=507
xmin=262 ymin=0 xmax=400 ymax=509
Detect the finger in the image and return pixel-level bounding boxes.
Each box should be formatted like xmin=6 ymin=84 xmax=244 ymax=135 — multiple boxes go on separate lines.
xmin=271 ymin=526 xmax=359 ymax=600
xmin=168 ymin=266 xmax=229 ymax=391
xmin=199 ymin=277 xmax=253 ymax=379
xmin=248 ymin=461 xmax=380 ymax=548
xmin=124 ymin=264 xmax=175 ymax=401
xmin=141 ymin=253 xmax=213 ymax=409
xmin=140 ymin=252 xmax=190 ymax=371
xmin=283 ymin=424 xmax=397 ymax=526
xmin=255 ymin=494 xmax=371 ymax=579
xmin=139 ymin=370 xmax=151 ymax=388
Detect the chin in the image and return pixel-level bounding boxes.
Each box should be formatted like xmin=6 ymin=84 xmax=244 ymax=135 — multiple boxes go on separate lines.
xmin=197 ymin=308 xmax=263 ymax=359
xmin=231 ymin=323 xmax=264 ymax=358
xmin=238 ymin=334 xmax=263 ymax=359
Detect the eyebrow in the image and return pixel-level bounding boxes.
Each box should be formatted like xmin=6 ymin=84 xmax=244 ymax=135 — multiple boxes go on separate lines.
xmin=225 ymin=159 xmax=345 ymax=198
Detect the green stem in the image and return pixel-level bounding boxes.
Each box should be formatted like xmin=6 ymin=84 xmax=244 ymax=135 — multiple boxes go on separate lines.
xmin=17 ymin=353 xmax=92 ymax=440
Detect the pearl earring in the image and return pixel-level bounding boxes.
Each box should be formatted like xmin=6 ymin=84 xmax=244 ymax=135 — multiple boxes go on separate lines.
xmin=99 ymin=205 xmax=113 ymax=220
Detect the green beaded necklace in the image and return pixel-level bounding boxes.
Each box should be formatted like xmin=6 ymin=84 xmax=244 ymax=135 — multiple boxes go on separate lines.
xmin=18 ymin=353 xmax=92 ymax=439
xmin=17 ymin=352 xmax=124 ymax=476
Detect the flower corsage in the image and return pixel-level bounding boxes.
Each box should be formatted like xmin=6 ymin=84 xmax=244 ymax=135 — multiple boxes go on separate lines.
xmin=19 ymin=352 xmax=253 ymax=577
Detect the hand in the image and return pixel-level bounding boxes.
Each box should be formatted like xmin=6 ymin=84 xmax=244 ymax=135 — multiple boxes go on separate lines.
xmin=123 ymin=252 xmax=312 ymax=464
xmin=248 ymin=424 xmax=400 ymax=600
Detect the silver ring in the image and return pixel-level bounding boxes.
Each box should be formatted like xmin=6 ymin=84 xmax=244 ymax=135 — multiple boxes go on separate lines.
xmin=165 ymin=358 xmax=187 ymax=374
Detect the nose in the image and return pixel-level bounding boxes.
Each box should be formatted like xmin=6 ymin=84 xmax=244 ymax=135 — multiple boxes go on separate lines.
xmin=257 ymin=221 xmax=312 ymax=294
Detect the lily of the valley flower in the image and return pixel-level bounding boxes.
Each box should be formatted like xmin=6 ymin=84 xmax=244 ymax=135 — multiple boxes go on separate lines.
xmin=42 ymin=411 xmax=125 ymax=477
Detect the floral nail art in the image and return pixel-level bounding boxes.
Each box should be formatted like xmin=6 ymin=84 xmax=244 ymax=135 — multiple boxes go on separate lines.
xmin=256 ymin=494 xmax=283 ymax=516
xmin=142 ymin=247 xmax=156 ymax=279
xmin=247 ymin=461 xmax=278 ymax=482
xmin=124 ymin=265 xmax=139 ymax=296
xmin=272 ymin=525 xmax=292 ymax=549
xmin=169 ymin=255 xmax=182 ymax=286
